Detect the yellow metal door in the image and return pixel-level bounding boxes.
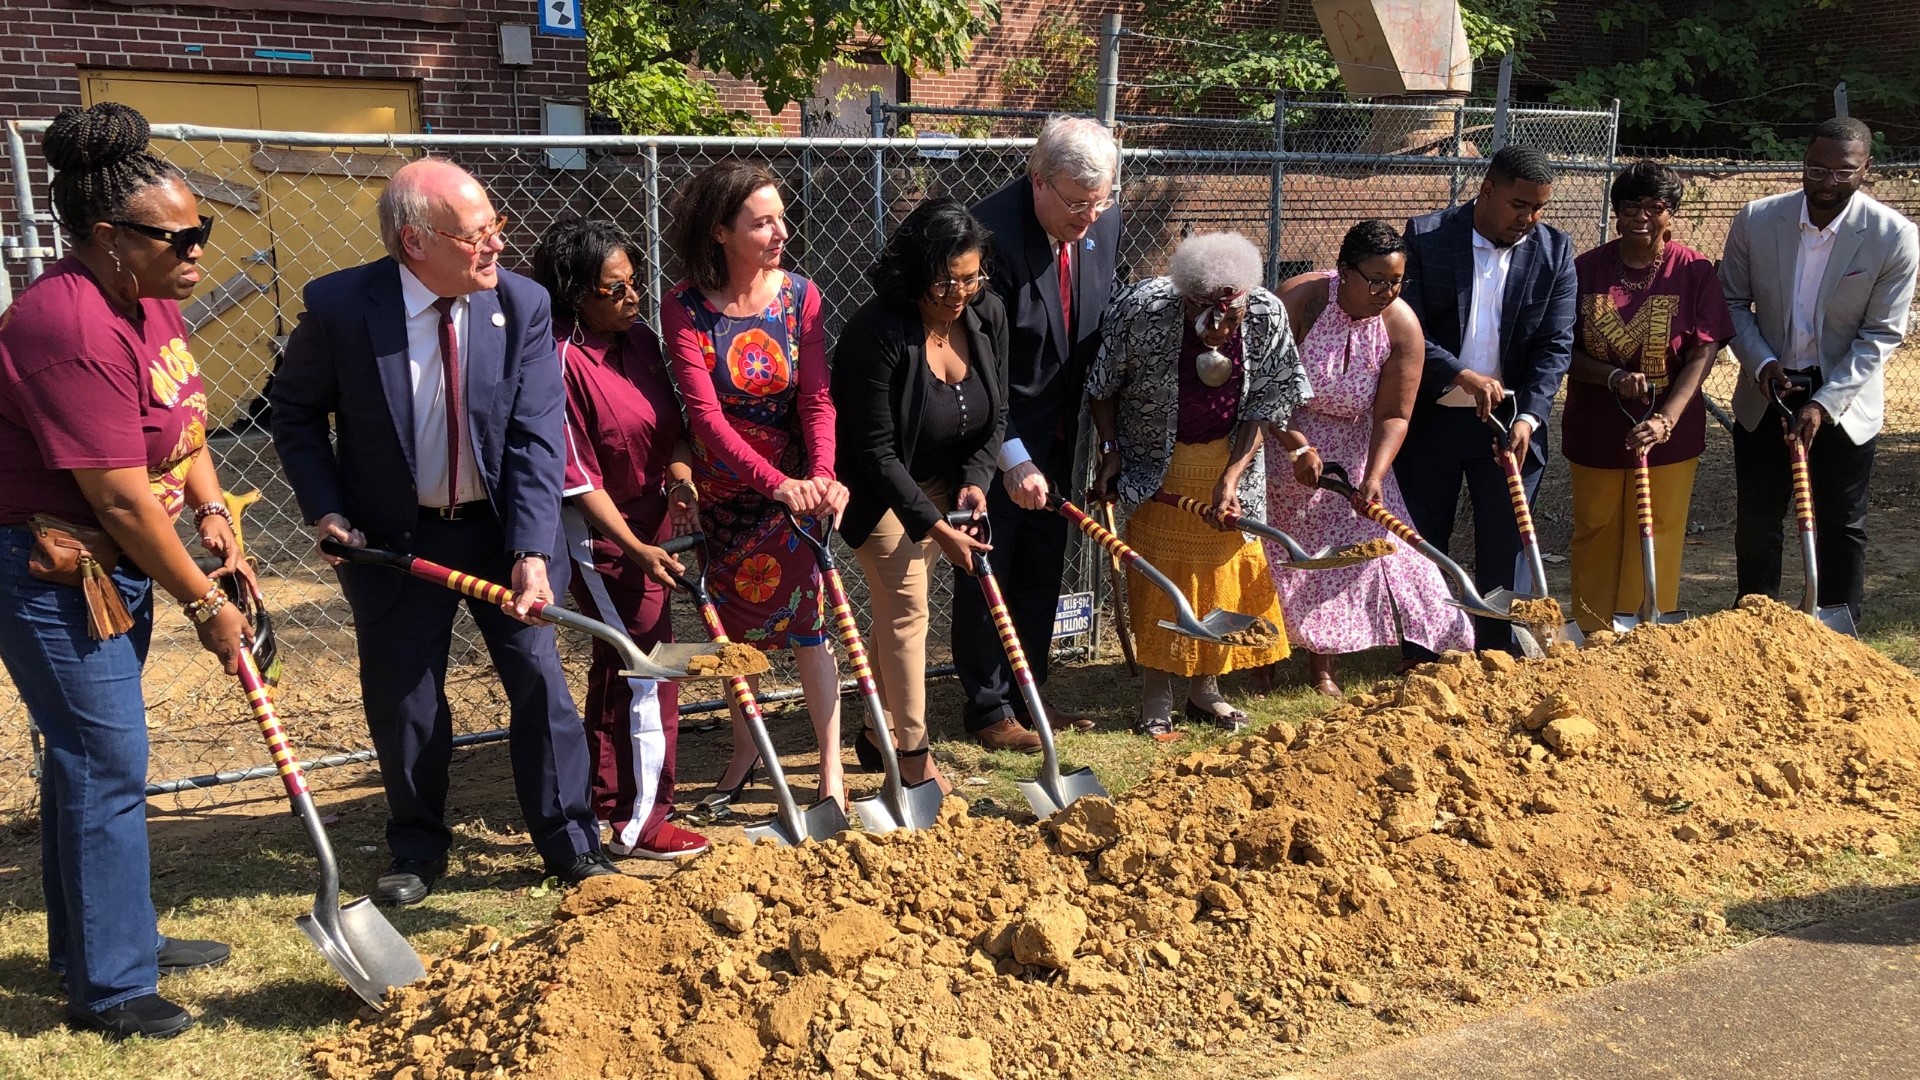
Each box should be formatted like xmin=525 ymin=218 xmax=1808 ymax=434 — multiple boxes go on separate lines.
xmin=80 ymin=74 xmax=417 ymax=427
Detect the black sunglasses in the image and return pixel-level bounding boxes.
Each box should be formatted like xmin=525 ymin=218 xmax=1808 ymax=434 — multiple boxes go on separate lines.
xmin=111 ymin=214 xmax=215 ymax=259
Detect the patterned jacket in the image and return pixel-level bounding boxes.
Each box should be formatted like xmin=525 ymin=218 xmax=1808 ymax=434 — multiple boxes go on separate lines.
xmin=1086 ymin=278 xmax=1310 ymax=520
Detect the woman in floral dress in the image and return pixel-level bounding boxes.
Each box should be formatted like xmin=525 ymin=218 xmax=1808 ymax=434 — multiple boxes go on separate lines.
xmin=1266 ymin=220 xmax=1471 ymax=694
xmin=663 ymin=160 xmax=849 ymax=812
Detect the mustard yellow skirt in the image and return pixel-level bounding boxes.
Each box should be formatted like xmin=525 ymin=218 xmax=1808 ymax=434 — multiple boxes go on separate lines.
xmin=1125 ymin=438 xmax=1289 ymax=676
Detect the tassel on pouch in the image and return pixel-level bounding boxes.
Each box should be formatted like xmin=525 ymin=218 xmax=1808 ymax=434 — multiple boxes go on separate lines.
xmin=79 ymin=555 xmax=136 ymax=640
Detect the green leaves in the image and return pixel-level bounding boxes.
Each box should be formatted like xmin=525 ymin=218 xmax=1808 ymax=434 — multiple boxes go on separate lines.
xmin=587 ymin=0 xmax=999 ymax=134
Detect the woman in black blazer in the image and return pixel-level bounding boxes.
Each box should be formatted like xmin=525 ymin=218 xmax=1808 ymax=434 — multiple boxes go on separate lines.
xmin=834 ymin=198 xmax=1007 ymax=794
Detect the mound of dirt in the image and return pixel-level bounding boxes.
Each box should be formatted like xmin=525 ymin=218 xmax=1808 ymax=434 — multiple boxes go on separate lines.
xmin=311 ymin=598 xmax=1920 ymax=1080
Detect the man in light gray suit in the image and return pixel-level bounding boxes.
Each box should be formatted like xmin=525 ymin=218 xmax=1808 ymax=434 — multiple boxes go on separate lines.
xmin=1720 ymin=116 xmax=1918 ymax=623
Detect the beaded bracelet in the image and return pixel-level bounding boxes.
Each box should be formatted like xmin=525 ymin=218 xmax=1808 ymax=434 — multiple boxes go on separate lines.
xmin=193 ymin=502 xmax=233 ymax=527
xmin=184 ymin=584 xmax=227 ymax=625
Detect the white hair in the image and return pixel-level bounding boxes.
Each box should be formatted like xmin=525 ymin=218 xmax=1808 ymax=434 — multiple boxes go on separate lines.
xmin=377 ymin=156 xmax=472 ymax=262
xmin=1028 ymin=115 xmax=1118 ymax=189
xmin=1167 ymin=231 xmax=1263 ymax=299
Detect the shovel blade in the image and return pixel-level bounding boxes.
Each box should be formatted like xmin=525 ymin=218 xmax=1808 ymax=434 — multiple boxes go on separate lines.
xmin=851 ymin=777 xmax=946 ymax=835
xmin=1654 ymin=610 xmax=1691 ymax=625
xmin=1609 ymin=613 xmax=1641 ymax=634
xmin=296 ymin=898 xmax=426 ymax=1009
xmin=1016 ymin=766 xmax=1110 ymax=822
xmin=746 ymin=797 xmax=849 ymax=846
xmin=1161 ymin=608 xmax=1271 ymax=645
xmin=1817 ymin=606 xmax=1857 ymax=637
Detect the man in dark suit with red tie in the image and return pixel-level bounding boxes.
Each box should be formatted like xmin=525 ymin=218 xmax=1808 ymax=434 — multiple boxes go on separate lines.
xmin=955 ymin=115 xmax=1123 ymax=751
xmin=271 ymin=159 xmax=613 ymax=905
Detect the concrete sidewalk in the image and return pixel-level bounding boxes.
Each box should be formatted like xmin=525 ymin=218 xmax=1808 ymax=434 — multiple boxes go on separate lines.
xmin=1289 ymin=897 xmax=1920 ymax=1080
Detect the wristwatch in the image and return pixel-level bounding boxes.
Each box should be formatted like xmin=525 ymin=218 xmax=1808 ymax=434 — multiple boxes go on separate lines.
xmin=1098 ymin=439 xmax=1120 ymax=456
xmin=512 ymin=550 xmax=547 ymax=563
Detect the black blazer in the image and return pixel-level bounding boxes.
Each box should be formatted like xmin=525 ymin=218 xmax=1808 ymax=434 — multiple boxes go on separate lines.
xmin=971 ymin=176 xmax=1120 ymax=479
xmin=832 ymin=291 xmax=1009 ymax=547
xmin=1401 ymin=201 xmax=1578 ymax=463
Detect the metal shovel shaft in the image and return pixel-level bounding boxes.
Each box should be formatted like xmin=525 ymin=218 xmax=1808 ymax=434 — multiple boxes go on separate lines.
xmin=1051 ymin=496 xmax=1251 ymax=644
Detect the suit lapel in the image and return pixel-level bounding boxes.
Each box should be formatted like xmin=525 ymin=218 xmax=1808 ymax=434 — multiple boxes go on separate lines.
xmin=465 ymin=287 xmax=506 ymax=469
xmin=1497 ymin=232 xmax=1540 ymax=368
xmin=1019 ymin=185 xmax=1070 ymax=363
xmin=1815 ymin=210 xmax=1869 ymax=346
xmin=1450 ymin=206 xmax=1477 ymax=345
xmin=365 ymin=266 xmax=416 ymax=479
xmin=1772 ymin=198 xmax=1801 ymax=342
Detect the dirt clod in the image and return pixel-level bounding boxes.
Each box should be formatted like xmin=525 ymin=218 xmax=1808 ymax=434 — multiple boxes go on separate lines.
xmin=312 ymin=600 xmax=1920 ymax=1080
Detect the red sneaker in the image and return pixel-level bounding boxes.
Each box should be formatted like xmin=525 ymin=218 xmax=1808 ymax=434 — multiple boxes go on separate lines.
xmin=610 ymin=821 xmax=709 ymax=860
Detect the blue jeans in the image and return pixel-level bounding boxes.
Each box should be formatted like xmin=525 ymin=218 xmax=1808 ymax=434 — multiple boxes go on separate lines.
xmin=0 ymin=526 xmax=161 ymax=1013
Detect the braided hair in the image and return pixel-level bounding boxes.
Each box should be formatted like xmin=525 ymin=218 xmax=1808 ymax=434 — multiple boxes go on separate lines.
xmin=43 ymin=102 xmax=182 ymax=244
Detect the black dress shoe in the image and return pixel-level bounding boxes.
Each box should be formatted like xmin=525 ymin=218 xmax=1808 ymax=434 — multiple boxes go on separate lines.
xmin=550 ymin=851 xmax=621 ymax=885
xmin=375 ymin=857 xmax=446 ymax=907
xmin=67 ymin=993 xmax=193 ymax=1041
xmin=157 ymin=936 xmax=230 ymax=975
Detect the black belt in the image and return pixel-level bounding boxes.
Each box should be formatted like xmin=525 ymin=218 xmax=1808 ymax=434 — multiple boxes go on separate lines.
xmin=421 ymin=501 xmax=490 ymax=521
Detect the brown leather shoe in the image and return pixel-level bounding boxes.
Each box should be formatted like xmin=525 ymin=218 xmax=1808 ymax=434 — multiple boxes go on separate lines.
xmin=973 ymin=717 xmax=1042 ymax=753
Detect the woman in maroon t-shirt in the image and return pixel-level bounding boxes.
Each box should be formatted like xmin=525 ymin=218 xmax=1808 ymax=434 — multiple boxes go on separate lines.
xmin=1561 ymin=161 xmax=1736 ymax=634
xmin=0 ymin=103 xmax=250 ymax=1041
xmin=528 ymin=217 xmax=708 ymax=862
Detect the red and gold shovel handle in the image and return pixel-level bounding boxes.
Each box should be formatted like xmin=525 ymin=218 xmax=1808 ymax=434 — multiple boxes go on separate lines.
xmin=693 ymin=604 xmax=768 ymax=728
xmin=1153 ymin=491 xmax=1243 ymax=529
xmin=821 ymin=568 xmax=883 ymax=700
xmin=1788 ymin=440 xmax=1817 ymax=534
xmin=236 ymin=649 xmax=307 ymax=799
xmin=1497 ymin=451 xmax=1539 ymax=547
xmin=1633 ymin=454 xmax=1655 ymax=540
xmin=977 ymin=568 xmax=1037 ymax=691
xmin=1052 ymin=496 xmax=1142 ymax=569
xmin=1357 ymin=498 xmax=1425 ymax=547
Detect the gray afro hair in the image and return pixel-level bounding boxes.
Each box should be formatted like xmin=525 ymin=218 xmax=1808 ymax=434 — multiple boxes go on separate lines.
xmin=1167 ymin=231 xmax=1263 ymax=299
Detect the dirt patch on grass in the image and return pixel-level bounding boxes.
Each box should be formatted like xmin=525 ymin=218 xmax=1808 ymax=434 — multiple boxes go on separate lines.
xmin=310 ymin=598 xmax=1920 ymax=1080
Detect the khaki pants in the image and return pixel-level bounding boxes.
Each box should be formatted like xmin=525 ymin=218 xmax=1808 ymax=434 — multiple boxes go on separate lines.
xmin=852 ymin=480 xmax=953 ymax=751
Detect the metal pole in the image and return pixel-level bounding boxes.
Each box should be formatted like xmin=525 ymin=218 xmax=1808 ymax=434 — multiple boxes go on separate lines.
xmin=6 ymin=120 xmax=49 ymax=280
xmin=869 ymin=89 xmax=886 ymax=258
xmin=1448 ymin=103 xmax=1465 ymax=207
xmin=1490 ymin=55 xmax=1514 ymax=153
xmin=1266 ymin=89 xmax=1286 ymax=290
xmin=1096 ymin=13 xmax=1123 ymax=127
xmin=1599 ymin=99 xmax=1621 ymax=248
xmin=800 ymin=107 xmax=815 ymax=272
xmin=1834 ymin=81 xmax=1849 ymax=118
xmin=644 ymin=143 xmax=662 ymax=332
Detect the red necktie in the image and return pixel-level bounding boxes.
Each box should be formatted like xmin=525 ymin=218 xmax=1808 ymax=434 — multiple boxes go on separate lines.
xmin=1058 ymin=241 xmax=1073 ymax=340
xmin=432 ymin=296 xmax=463 ymax=508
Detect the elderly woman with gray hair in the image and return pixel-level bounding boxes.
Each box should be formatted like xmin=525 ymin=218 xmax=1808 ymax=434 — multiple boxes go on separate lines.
xmin=1089 ymin=231 xmax=1310 ymax=740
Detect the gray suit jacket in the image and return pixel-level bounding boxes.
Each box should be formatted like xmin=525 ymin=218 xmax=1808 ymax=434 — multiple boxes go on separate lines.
xmin=1719 ymin=190 xmax=1918 ymax=442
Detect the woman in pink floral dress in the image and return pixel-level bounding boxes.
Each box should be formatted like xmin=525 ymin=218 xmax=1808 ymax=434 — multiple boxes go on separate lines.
xmin=1265 ymin=221 xmax=1471 ymax=694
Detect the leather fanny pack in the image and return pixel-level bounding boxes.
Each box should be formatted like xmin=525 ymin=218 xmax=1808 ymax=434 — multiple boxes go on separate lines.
xmin=26 ymin=513 xmax=135 ymax=640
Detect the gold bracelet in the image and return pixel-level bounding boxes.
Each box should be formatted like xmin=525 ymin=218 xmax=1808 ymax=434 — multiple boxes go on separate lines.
xmin=183 ymin=584 xmax=226 ymax=625
xmin=667 ymin=478 xmax=698 ymax=501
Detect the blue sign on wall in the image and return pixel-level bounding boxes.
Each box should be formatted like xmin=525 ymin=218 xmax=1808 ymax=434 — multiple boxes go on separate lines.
xmin=539 ymin=0 xmax=585 ymax=38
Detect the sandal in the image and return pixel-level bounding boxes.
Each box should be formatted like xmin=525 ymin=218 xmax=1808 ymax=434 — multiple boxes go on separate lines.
xmin=1136 ymin=714 xmax=1186 ymax=743
xmin=1185 ymin=699 xmax=1249 ymax=733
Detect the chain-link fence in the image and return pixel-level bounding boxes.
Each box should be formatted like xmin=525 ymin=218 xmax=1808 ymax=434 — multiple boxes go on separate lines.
xmin=6 ymin=104 xmax=1917 ymax=821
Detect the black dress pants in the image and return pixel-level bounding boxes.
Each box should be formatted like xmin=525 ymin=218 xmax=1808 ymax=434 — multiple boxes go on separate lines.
xmin=1731 ymin=413 xmax=1875 ymax=623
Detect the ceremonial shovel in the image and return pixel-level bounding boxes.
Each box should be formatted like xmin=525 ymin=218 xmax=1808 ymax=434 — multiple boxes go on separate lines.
xmin=1481 ymin=402 xmax=1561 ymax=655
xmin=1610 ymin=390 xmax=1690 ymax=632
xmin=235 ymin=650 xmax=425 ymax=1007
xmin=660 ymin=533 xmax=847 ymax=845
xmin=1314 ymin=461 xmax=1545 ymax=660
xmin=947 ymin=510 xmax=1108 ymax=820
xmin=785 ymin=510 xmax=945 ymax=833
xmin=1149 ymin=490 xmax=1390 ymax=571
xmin=1771 ymin=387 xmax=1858 ymax=636
xmin=1047 ymin=495 xmax=1270 ymax=645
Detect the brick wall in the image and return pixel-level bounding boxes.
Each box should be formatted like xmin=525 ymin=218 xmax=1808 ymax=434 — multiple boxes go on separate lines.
xmin=0 ymin=0 xmax=586 ymax=132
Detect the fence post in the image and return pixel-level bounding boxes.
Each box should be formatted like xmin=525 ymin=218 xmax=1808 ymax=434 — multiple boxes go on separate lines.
xmin=1834 ymin=81 xmax=1849 ymax=118
xmin=1266 ymin=89 xmax=1286 ymax=290
xmin=6 ymin=120 xmax=48 ymax=281
xmin=644 ymin=142 xmax=663 ymax=333
xmin=1490 ymin=55 xmax=1513 ymax=153
xmin=1448 ymin=103 xmax=1465 ymax=207
xmin=1598 ymin=98 xmax=1621 ymax=247
xmin=869 ymin=90 xmax=886 ymax=257
xmin=1096 ymin=13 xmax=1122 ymax=127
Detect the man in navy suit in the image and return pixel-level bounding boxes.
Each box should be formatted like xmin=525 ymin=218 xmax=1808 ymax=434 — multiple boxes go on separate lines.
xmin=271 ymin=159 xmax=613 ymax=905
xmin=955 ymin=115 xmax=1122 ymax=751
xmin=1396 ymin=145 xmax=1577 ymax=655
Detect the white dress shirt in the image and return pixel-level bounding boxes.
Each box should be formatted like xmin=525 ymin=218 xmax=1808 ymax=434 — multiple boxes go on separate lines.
xmin=1436 ymin=228 xmax=1541 ymax=430
xmin=1782 ymin=194 xmax=1848 ymax=371
xmin=398 ymin=265 xmax=486 ymax=507
xmin=998 ymin=236 xmax=1075 ymax=472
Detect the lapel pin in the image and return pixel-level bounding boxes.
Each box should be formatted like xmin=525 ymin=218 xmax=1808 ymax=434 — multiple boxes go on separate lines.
xmin=1084 ymin=238 xmax=1096 ymax=250
xmin=491 ymin=311 xmax=506 ymax=327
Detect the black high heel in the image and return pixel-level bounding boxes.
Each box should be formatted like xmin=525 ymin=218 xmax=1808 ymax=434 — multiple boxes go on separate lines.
xmin=854 ymin=730 xmax=885 ymax=773
xmin=693 ymin=760 xmax=759 ymax=818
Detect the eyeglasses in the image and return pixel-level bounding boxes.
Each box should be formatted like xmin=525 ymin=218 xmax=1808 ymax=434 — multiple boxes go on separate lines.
xmin=111 ymin=214 xmax=214 ymax=259
xmin=1804 ymin=166 xmax=1862 ymax=183
xmin=1614 ymin=201 xmax=1671 ymax=219
xmin=431 ymin=212 xmax=510 ymax=249
xmin=1044 ymin=180 xmax=1116 ymax=217
xmin=931 ymin=274 xmax=990 ymax=300
xmin=1343 ymin=267 xmax=1405 ymax=296
xmin=590 ymin=278 xmax=640 ymax=302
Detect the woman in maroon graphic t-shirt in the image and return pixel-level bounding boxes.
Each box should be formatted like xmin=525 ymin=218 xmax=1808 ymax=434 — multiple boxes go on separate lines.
xmin=0 ymin=102 xmax=251 ymax=1041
